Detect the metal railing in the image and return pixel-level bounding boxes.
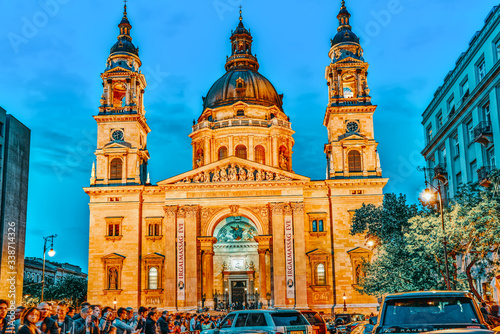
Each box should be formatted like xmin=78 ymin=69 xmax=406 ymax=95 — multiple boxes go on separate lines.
xmin=473 ymin=121 xmax=493 ymax=139
xmin=192 ymin=118 xmax=291 ymax=132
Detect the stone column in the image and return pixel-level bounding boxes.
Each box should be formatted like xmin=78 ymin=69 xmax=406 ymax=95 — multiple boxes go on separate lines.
xmin=270 ymin=203 xmax=285 ymax=307
xmin=198 ymin=237 xmax=217 ymax=309
xmin=163 ymin=206 xmax=177 ymax=310
xmin=255 ymin=235 xmax=272 ymax=306
xmin=272 ymin=136 xmax=278 ymax=168
xmin=229 ymin=136 xmax=234 ymax=156
xmin=204 ymin=138 xmax=210 ymax=165
xmin=292 ymin=202 xmax=308 ymax=308
xmin=249 ymin=136 xmax=255 ymax=161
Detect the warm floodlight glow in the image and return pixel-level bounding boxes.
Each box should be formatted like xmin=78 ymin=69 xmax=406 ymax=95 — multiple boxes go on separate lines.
xmin=367 ymin=240 xmax=374 ymax=247
xmin=421 ymin=188 xmax=434 ymax=202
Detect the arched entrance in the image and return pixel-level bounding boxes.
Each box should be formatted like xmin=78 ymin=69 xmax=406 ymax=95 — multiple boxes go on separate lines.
xmin=212 ymin=216 xmax=260 ymax=310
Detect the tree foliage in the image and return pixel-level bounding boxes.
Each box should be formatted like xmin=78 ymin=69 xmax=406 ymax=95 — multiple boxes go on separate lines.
xmin=351 ymin=176 xmax=500 ymax=299
xmin=23 ymin=275 xmax=87 ymax=306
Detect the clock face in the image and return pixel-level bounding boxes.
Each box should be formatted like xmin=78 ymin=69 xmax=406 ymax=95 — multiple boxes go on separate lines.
xmin=346 ymin=122 xmax=359 ymax=133
xmin=111 ymin=130 xmax=124 ymax=141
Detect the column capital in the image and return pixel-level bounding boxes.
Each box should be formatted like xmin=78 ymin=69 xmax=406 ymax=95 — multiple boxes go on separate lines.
xmin=254 ymin=235 xmax=272 ymax=248
xmin=291 ymin=202 xmax=305 ymax=214
xmin=164 ymin=205 xmax=178 ymax=217
xmin=284 ymin=203 xmax=293 ymax=216
xmin=270 ymin=203 xmax=284 ymax=215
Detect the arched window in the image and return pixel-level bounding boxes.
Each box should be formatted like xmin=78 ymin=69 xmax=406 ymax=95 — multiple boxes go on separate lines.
xmin=255 ymin=146 xmax=266 ymax=164
xmin=218 ymin=146 xmax=228 ymax=160
xmin=312 ymin=220 xmax=318 ymax=232
xmin=235 ymin=145 xmax=247 ymax=159
xmin=316 ymin=264 xmax=326 ymax=285
xmin=110 ymin=158 xmax=123 ymax=180
xmin=348 ymin=150 xmax=362 ymax=172
xmin=148 ymin=267 xmax=158 ymax=290
xmin=343 ymin=87 xmax=354 ymax=98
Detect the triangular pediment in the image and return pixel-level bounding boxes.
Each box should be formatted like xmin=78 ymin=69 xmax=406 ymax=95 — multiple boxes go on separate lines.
xmin=347 ymin=247 xmax=371 ymax=254
xmin=338 ymin=132 xmax=367 ymax=141
xmin=103 ymin=141 xmax=132 ymax=149
xmin=105 ymin=66 xmax=132 ymax=74
xmin=336 ymin=57 xmax=365 ymax=64
xmin=157 ymin=156 xmax=310 ymax=185
xmin=101 ymin=253 xmax=126 ymax=260
xmin=306 ymin=248 xmax=330 ymax=257
xmin=142 ymin=252 xmax=165 ymax=260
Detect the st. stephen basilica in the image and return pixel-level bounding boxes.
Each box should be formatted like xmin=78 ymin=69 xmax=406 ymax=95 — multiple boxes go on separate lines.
xmin=84 ymin=1 xmax=387 ymax=314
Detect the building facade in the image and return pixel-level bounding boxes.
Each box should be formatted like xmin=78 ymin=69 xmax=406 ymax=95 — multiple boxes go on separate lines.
xmin=85 ymin=2 xmax=388 ymax=313
xmin=0 ymin=107 xmax=30 ymax=306
xmin=23 ymin=257 xmax=87 ymax=286
xmin=422 ymin=6 xmax=500 ymax=200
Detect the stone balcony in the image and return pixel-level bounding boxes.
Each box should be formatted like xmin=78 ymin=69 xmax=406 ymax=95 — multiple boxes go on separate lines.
xmin=192 ymin=118 xmax=291 ymax=132
xmin=473 ymin=121 xmax=493 ymax=147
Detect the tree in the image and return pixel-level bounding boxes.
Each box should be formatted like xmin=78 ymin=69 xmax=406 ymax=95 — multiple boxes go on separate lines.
xmin=22 ymin=275 xmax=87 ymax=306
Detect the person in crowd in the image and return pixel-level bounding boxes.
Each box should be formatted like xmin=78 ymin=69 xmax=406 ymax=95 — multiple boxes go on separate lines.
xmin=66 ymin=309 xmax=75 ymax=320
xmin=18 ymin=308 xmax=41 ymax=334
xmin=135 ymin=308 xmax=147 ymax=334
xmin=72 ymin=303 xmax=90 ymax=322
xmin=113 ymin=308 xmax=139 ymax=334
xmin=189 ymin=315 xmax=196 ymax=332
xmin=72 ymin=306 xmax=98 ymax=334
xmin=52 ymin=302 xmax=72 ymax=334
xmin=0 ymin=299 xmax=9 ymax=334
xmin=156 ymin=312 xmax=168 ymax=334
xmin=108 ymin=327 xmax=117 ymax=334
xmin=99 ymin=307 xmax=114 ymax=334
xmin=124 ymin=310 xmax=134 ymax=326
xmin=37 ymin=303 xmax=58 ymax=334
xmin=12 ymin=306 xmax=26 ymax=334
xmin=144 ymin=312 xmax=156 ymax=334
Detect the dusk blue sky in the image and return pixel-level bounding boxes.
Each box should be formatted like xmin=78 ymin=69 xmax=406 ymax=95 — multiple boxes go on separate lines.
xmin=0 ymin=0 xmax=497 ymax=272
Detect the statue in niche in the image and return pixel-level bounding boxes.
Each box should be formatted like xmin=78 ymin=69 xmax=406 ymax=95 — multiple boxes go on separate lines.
xmin=196 ymin=151 xmax=204 ymax=168
xmin=255 ymin=169 xmax=263 ymax=181
xmin=239 ymin=167 xmax=247 ymax=181
xmin=212 ymin=168 xmax=220 ymax=182
xmin=247 ymin=167 xmax=255 ymax=181
xmin=220 ymin=166 xmax=228 ymax=182
xmin=109 ymin=267 xmax=118 ymax=290
xmin=228 ymin=164 xmax=238 ymax=181
xmin=265 ymin=171 xmax=274 ymax=181
xmin=100 ymin=94 xmax=107 ymax=106
xmin=279 ymin=152 xmax=288 ymax=170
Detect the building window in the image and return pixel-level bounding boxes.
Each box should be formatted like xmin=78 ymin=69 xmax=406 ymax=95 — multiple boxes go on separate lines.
xmin=426 ymin=125 xmax=433 ymax=143
xmin=496 ymin=40 xmax=500 ymax=62
xmin=148 ymin=267 xmax=158 ymax=290
xmin=477 ymin=58 xmax=486 ymax=82
xmin=348 ymin=150 xmax=362 ymax=172
xmin=110 ymin=158 xmax=123 ymax=180
xmin=315 ymin=263 xmax=326 ymax=285
xmin=487 ymin=147 xmax=496 ymax=167
xmin=108 ymin=223 xmax=120 ymax=237
xmin=460 ymin=77 xmax=469 ymax=98
xmin=312 ymin=220 xmax=317 ymax=232
xmin=235 ymin=145 xmax=247 ymax=159
xmin=441 ymin=147 xmax=447 ymax=164
xmin=482 ymin=103 xmax=491 ymax=123
xmin=255 ymin=145 xmax=265 ymax=164
xmin=447 ymin=95 xmax=455 ymax=114
xmin=456 ymin=172 xmax=463 ymax=189
xmin=470 ymin=160 xmax=477 ymax=183
xmin=436 ymin=112 xmax=443 ymax=130
xmin=218 ymin=146 xmax=228 ymax=160
xmin=0 ymin=122 xmax=3 ymax=136
xmin=343 ymin=87 xmax=354 ymax=98
xmin=453 ymin=136 xmax=460 ymax=158
xmin=467 ymin=121 xmax=474 ymax=143
xmin=318 ymin=220 xmax=324 ymax=232
xmin=236 ymin=109 xmax=245 ymax=116
xmin=148 ymin=223 xmax=160 ymax=236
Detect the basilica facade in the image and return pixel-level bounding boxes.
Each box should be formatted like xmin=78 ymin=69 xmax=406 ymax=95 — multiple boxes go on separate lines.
xmin=84 ymin=1 xmax=388 ymax=314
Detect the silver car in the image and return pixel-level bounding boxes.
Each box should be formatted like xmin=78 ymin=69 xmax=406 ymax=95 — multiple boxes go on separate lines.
xmin=202 ymin=310 xmax=313 ymax=334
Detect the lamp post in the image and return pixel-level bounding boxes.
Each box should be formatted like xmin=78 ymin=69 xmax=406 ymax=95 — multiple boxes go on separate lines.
xmin=421 ymin=183 xmax=452 ymax=290
xmin=41 ymin=234 xmax=57 ymax=302
xmin=343 ymin=293 xmax=347 ymax=312
xmin=113 ymin=297 xmax=117 ymax=310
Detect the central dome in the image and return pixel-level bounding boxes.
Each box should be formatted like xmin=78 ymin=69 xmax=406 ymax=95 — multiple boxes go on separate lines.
xmin=203 ymin=69 xmax=283 ymax=110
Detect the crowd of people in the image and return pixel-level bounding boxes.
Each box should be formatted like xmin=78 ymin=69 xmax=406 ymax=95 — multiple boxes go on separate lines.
xmin=0 ymin=300 xmax=225 ymax=334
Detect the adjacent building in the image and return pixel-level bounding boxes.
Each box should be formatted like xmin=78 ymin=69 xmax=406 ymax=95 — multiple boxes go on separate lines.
xmin=85 ymin=2 xmax=388 ymax=313
xmin=23 ymin=257 xmax=87 ymax=286
xmin=0 ymin=107 xmax=30 ymax=306
xmin=421 ymin=6 xmax=500 ymax=201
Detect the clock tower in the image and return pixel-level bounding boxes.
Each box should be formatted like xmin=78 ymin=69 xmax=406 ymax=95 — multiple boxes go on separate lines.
xmin=324 ymin=0 xmax=382 ymax=179
xmin=91 ymin=4 xmax=150 ymax=186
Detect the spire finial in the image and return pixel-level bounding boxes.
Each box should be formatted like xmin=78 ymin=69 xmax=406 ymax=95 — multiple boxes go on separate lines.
xmin=239 ymin=6 xmax=243 ymax=22
xmin=123 ymin=0 xmax=128 ymax=16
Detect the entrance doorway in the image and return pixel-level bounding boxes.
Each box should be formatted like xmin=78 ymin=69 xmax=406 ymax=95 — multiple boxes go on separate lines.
xmin=231 ymin=280 xmax=246 ymax=309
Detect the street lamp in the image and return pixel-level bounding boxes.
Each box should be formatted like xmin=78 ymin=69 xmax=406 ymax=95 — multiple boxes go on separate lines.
xmin=41 ymin=234 xmax=57 ymax=302
xmin=343 ymin=293 xmax=347 ymax=312
xmin=420 ymin=183 xmax=452 ymax=290
xmin=113 ymin=297 xmax=117 ymax=310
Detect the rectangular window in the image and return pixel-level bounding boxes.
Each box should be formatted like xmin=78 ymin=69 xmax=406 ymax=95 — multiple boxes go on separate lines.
xmin=483 ymin=103 xmax=491 ymax=123
xmin=460 ymin=77 xmax=469 ymax=98
xmin=441 ymin=147 xmax=447 ymax=164
xmin=0 ymin=122 xmax=3 ymax=137
xmin=470 ymin=160 xmax=477 ymax=182
xmin=496 ymin=40 xmax=500 ymax=62
xmin=114 ymin=224 xmax=120 ymax=236
xmin=436 ymin=112 xmax=443 ymax=130
xmin=312 ymin=220 xmax=317 ymax=232
xmin=453 ymin=136 xmax=460 ymax=157
xmin=318 ymin=220 xmax=324 ymax=232
xmin=426 ymin=125 xmax=433 ymax=143
xmin=447 ymin=95 xmax=455 ymax=113
xmin=456 ymin=172 xmax=463 ymax=189
xmin=467 ymin=121 xmax=474 ymax=143
xmin=487 ymin=147 xmax=496 ymax=167
xmin=108 ymin=223 xmax=120 ymax=237
xmin=477 ymin=58 xmax=486 ymax=82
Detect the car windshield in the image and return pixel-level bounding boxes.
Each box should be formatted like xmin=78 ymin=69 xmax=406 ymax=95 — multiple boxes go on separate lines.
xmin=271 ymin=313 xmax=308 ymax=326
xmin=302 ymin=313 xmax=324 ymax=325
xmin=383 ymin=297 xmax=480 ymax=326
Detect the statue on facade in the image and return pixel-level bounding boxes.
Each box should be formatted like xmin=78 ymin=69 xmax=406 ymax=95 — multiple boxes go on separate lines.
xmin=109 ymin=267 xmax=118 ymax=290
xmin=196 ymin=151 xmax=204 ymax=168
xmin=202 ymin=171 xmax=210 ymax=183
xmin=220 ymin=166 xmax=228 ymax=182
xmin=247 ymin=167 xmax=255 ymax=181
xmin=279 ymin=152 xmax=288 ymax=170
xmin=255 ymin=169 xmax=263 ymax=181
xmin=238 ymin=167 xmax=247 ymax=181
xmin=212 ymin=168 xmax=220 ymax=182
xmin=228 ymin=164 xmax=238 ymax=181
xmin=265 ymin=171 xmax=274 ymax=181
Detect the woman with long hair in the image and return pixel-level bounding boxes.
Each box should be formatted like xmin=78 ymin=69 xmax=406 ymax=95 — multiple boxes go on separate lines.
xmin=18 ymin=307 xmax=42 ymax=334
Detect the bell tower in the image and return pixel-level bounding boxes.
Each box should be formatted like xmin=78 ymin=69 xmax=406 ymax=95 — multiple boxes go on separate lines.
xmin=90 ymin=4 xmax=150 ymax=186
xmin=324 ymin=0 xmax=382 ymax=179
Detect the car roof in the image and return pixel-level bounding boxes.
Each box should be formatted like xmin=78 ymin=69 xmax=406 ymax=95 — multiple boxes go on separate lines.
xmin=228 ymin=309 xmax=302 ymax=314
xmin=383 ymin=291 xmax=474 ymax=299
